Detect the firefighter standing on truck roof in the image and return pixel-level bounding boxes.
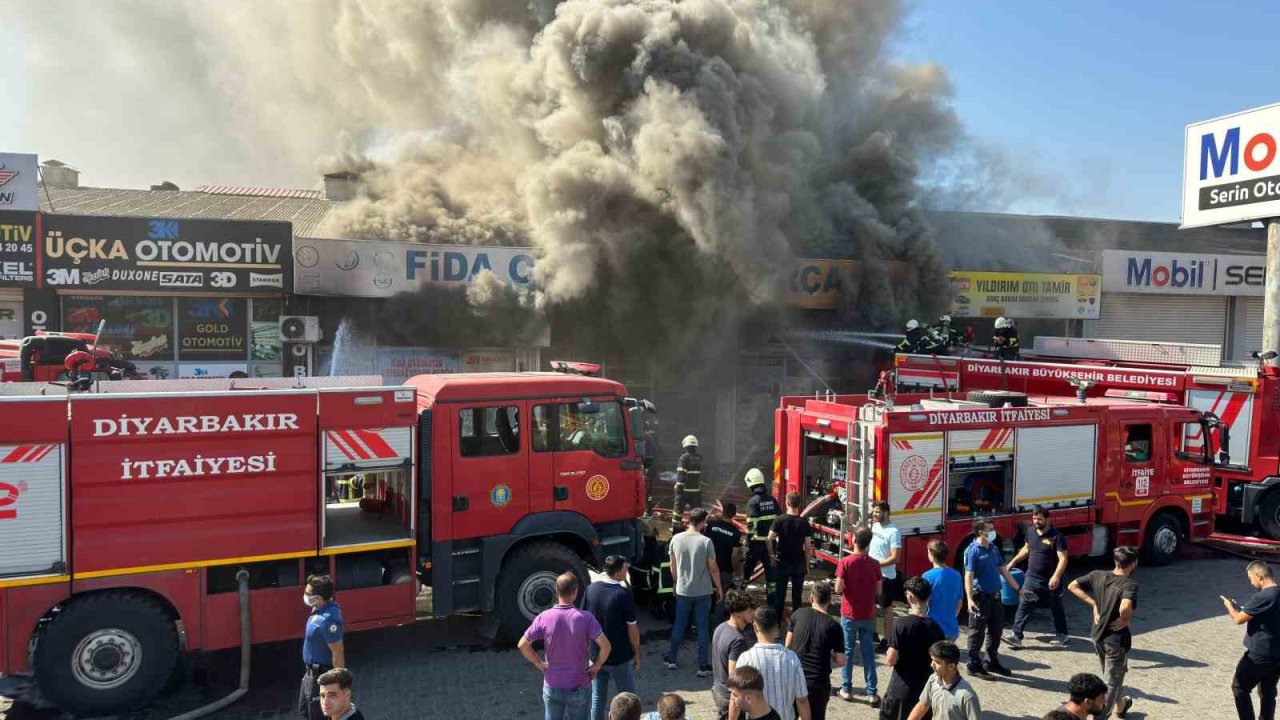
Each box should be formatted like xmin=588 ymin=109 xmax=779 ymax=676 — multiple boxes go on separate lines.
xmin=675 ymin=435 xmax=703 ymax=516
xmin=896 ymin=319 xmax=927 ymax=354
xmin=993 ymin=317 xmax=1020 ymax=360
xmin=742 ymin=468 xmax=779 ymax=601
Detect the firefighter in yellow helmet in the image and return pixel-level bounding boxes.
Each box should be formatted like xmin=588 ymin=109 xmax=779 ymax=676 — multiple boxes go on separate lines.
xmin=672 ymin=435 xmax=704 ymax=519
xmin=742 ymin=468 xmax=779 ymax=596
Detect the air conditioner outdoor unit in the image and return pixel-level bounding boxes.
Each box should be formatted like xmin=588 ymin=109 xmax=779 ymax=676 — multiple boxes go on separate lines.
xmin=279 ymin=316 xmax=322 ymax=343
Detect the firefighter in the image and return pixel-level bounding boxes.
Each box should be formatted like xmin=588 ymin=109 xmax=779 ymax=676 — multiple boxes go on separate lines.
xmin=896 ymin=319 xmax=927 ymax=354
xmin=674 ymin=434 xmax=703 ymax=516
xmin=932 ymin=314 xmax=966 ymax=354
xmin=993 ymin=317 xmax=1020 ymax=360
xmin=742 ymin=468 xmax=779 ymax=599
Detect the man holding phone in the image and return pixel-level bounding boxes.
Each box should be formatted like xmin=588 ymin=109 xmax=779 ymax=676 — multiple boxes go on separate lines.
xmin=1224 ymin=561 xmax=1280 ymax=720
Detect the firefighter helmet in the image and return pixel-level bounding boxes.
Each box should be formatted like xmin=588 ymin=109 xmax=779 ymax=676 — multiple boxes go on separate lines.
xmin=906 ymin=319 xmax=920 ymax=331
xmin=995 ymin=316 xmax=1010 ymax=329
xmin=744 ymin=467 xmax=766 ymax=488
xmin=682 ymin=435 xmax=698 ymax=449
xmin=938 ymin=314 xmax=952 ymax=325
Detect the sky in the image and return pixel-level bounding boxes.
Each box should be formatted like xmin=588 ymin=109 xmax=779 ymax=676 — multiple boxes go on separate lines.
xmin=1 ymin=1 xmax=1278 ymax=223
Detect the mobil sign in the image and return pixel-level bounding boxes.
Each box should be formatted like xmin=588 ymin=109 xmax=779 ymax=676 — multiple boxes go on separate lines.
xmin=1102 ymin=249 xmax=1265 ymax=296
xmin=1183 ymin=103 xmax=1280 ymax=228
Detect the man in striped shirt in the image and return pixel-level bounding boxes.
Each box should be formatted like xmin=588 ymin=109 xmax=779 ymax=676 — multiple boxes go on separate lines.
xmin=732 ymin=607 xmax=812 ymax=720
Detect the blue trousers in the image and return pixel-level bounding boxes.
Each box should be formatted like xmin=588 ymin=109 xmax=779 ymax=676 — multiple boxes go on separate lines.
xmin=667 ymin=594 xmax=712 ymax=667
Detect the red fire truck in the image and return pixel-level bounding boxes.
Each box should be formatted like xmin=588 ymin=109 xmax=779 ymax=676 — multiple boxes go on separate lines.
xmin=893 ymin=336 xmax=1280 ymax=540
xmin=774 ymin=383 xmax=1227 ymax=581
xmin=0 ymin=328 xmax=144 ymax=383
xmin=0 ymin=368 xmax=647 ymax=714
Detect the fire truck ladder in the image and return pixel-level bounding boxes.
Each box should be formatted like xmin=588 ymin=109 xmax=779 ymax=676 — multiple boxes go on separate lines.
xmin=842 ymin=405 xmax=879 ymax=555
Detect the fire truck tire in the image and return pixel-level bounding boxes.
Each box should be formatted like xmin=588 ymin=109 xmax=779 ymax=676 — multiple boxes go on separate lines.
xmin=34 ymin=591 xmax=178 ymax=716
xmin=1141 ymin=513 xmax=1182 ymax=566
xmin=1258 ymin=490 xmax=1280 ymax=540
xmin=965 ymin=391 xmax=1029 ymax=408
xmin=496 ymin=542 xmax=590 ymax=642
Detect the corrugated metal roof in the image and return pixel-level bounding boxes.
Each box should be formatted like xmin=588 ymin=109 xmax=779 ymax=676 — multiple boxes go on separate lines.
xmin=38 ymin=185 xmax=339 ymax=236
xmin=192 ymin=185 xmax=326 ymax=200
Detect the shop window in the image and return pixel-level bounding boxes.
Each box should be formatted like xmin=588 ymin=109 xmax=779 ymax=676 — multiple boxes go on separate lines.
xmin=62 ymin=295 xmax=175 ymax=362
xmin=1125 ymin=425 xmax=1153 ymax=463
xmin=324 ymin=467 xmax=412 ymax=548
xmin=532 ymin=401 xmax=627 ymax=458
xmin=178 ymin=297 xmax=248 ymax=362
xmin=251 ymin=298 xmax=282 ymax=362
xmin=459 ymin=406 xmax=520 ymax=457
xmin=947 ymin=462 xmax=1012 ymax=518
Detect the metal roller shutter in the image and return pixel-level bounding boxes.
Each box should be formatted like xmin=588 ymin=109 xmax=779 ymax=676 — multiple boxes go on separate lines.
xmin=1097 ymin=294 xmax=1227 ymax=346
xmin=1242 ymin=297 xmax=1264 ymax=361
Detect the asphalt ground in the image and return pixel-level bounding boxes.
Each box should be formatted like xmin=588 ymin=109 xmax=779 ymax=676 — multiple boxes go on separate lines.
xmin=0 ymin=545 xmax=1265 ymax=720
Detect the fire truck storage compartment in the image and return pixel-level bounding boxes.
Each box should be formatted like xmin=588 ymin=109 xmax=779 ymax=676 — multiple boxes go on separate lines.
xmin=319 ymin=388 xmax=417 ymax=550
xmin=0 ymin=397 xmax=68 ymax=579
xmin=887 ymin=432 xmax=945 ymax=535
xmin=946 ymin=428 xmax=1013 ymax=518
xmin=1013 ymin=425 xmax=1097 ymax=510
xmin=798 ymin=433 xmax=849 ymax=555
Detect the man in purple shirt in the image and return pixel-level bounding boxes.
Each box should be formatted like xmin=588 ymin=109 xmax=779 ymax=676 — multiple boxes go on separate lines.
xmin=520 ymin=572 xmax=613 ymax=720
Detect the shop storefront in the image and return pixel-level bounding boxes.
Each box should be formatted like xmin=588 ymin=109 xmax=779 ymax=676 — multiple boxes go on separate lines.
xmin=21 ymin=214 xmax=291 ymax=378
xmin=1096 ymin=249 xmax=1264 ymax=362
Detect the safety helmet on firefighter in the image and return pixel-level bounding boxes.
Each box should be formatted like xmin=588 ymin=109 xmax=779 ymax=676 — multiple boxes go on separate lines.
xmin=906 ymin=319 xmax=920 ymax=331
xmin=682 ymin=435 xmax=698 ymax=449
xmin=939 ymin=314 xmax=952 ymax=325
xmin=744 ymin=468 xmax=766 ymax=488
xmin=994 ymin=316 xmax=1010 ymax=329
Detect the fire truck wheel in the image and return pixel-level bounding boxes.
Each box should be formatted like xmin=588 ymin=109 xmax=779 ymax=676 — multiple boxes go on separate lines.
xmin=964 ymin=391 xmax=1029 ymax=408
xmin=1259 ymin=490 xmax=1280 ymax=540
xmin=34 ymin=591 xmax=178 ymax=716
xmin=497 ymin=542 xmax=590 ymax=642
xmin=1141 ymin=513 xmax=1182 ymax=566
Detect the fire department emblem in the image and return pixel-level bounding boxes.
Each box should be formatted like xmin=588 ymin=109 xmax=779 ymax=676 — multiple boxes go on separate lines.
xmin=490 ymin=484 xmax=512 ymax=507
xmin=899 ymin=455 xmax=928 ymax=492
xmin=585 ymin=475 xmax=610 ymax=501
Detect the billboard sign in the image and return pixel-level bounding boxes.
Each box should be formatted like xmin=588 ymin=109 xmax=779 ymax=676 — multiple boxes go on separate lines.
xmin=0 ymin=211 xmax=36 ymax=287
xmin=39 ymin=215 xmax=291 ymax=292
xmin=293 ymin=237 xmax=535 ymax=297
xmin=1101 ymin=249 xmax=1265 ymax=296
xmin=1183 ymin=103 xmax=1280 ymax=228
xmin=949 ymin=271 xmax=1101 ymax=319
xmin=0 ymin=153 xmax=38 ymax=212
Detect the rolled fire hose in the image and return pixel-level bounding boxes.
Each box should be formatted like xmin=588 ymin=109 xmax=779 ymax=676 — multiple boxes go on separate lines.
xmin=165 ymin=568 xmax=252 ymax=720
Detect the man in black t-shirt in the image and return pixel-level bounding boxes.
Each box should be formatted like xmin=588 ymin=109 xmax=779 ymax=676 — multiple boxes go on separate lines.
xmin=881 ymin=576 xmax=944 ymax=720
xmin=785 ymin=581 xmax=844 ymax=720
xmin=1068 ymin=545 xmax=1139 ymax=719
xmin=768 ymin=492 xmax=814 ymax=619
xmin=1224 ymin=560 xmax=1280 ymax=720
xmin=1006 ymin=505 xmax=1070 ymax=646
xmin=706 ymin=501 xmax=745 ymax=616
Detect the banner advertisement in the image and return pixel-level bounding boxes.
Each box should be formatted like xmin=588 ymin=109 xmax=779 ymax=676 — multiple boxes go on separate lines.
xmin=293 ymin=237 xmax=535 ymax=297
xmin=316 ymin=345 xmax=461 ymax=385
xmin=0 ymin=210 xmax=37 ymax=287
xmin=40 ymin=215 xmax=291 ymax=292
xmin=177 ymin=297 xmax=248 ymax=361
xmin=950 ymin=271 xmax=1101 ymax=319
xmin=0 ymin=153 xmax=39 ymax=212
xmin=1101 ymin=249 xmax=1265 ymax=296
xmin=1183 ymin=103 xmax=1280 ymax=228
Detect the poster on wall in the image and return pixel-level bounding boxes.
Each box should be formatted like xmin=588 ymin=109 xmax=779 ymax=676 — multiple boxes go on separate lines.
xmin=178 ymin=297 xmax=248 ymax=361
xmin=949 ymin=271 xmax=1101 ymax=319
xmin=179 ymin=363 xmax=249 ymax=379
xmin=0 ymin=299 xmax=20 ymax=339
xmin=251 ymin=298 xmax=282 ymax=361
xmin=62 ymin=295 xmax=173 ymax=361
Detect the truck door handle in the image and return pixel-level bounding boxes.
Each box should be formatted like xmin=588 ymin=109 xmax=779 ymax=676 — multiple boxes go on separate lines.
xmin=554 ymin=486 xmax=569 ymax=501
xmin=452 ymin=495 xmax=469 ymax=511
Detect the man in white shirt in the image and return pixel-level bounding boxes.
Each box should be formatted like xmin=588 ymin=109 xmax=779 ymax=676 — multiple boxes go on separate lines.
xmin=731 ymin=607 xmax=811 ymax=720
xmin=870 ymin=502 xmax=902 ymax=652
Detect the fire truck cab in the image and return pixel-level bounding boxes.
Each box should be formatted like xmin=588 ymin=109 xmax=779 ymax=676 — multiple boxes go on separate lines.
xmin=776 ymin=388 xmax=1222 ymax=580
xmin=0 ymin=371 xmax=646 ymax=715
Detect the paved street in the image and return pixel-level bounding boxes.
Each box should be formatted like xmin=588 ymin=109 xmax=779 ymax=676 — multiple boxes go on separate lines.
xmin=0 ymin=549 xmax=1261 ymax=719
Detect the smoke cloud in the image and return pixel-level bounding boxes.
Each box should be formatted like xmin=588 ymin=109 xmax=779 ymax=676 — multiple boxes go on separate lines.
xmin=17 ymin=0 xmax=967 ymax=367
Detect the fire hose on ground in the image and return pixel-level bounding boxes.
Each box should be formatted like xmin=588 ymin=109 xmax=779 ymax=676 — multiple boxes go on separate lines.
xmin=165 ymin=568 xmax=252 ymax=720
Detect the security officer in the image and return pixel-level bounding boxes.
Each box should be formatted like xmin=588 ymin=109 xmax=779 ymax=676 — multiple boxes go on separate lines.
xmin=299 ymin=574 xmax=345 ymax=720
xmin=993 ymin=317 xmax=1020 ymax=360
xmin=675 ymin=435 xmax=704 ymax=515
xmin=742 ymin=468 xmax=780 ymax=600
xmin=896 ymin=319 xmax=926 ymax=354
